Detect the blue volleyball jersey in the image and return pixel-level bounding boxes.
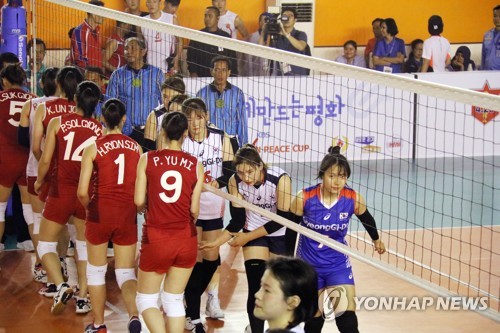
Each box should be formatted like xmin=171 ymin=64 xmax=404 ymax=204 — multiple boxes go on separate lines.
xmin=296 ymin=184 xmax=356 ymax=269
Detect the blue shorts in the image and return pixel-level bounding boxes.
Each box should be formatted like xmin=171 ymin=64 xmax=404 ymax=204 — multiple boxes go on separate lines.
xmin=243 ymin=230 xmax=286 ymax=255
xmin=196 ymin=218 xmax=224 ymax=232
xmin=315 ymin=257 xmax=355 ymax=289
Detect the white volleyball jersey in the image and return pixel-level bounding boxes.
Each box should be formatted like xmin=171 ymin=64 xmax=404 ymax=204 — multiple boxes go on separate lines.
xmin=142 ymin=12 xmax=176 ymax=73
xmin=236 ymin=166 xmax=287 ymax=236
xmin=183 ymin=127 xmax=225 ymax=220
xmin=26 ymin=96 xmax=57 ymax=177
xmin=218 ymin=10 xmax=238 ymax=39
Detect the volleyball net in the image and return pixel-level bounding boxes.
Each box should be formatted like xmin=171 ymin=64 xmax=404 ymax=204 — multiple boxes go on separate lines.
xmin=33 ymin=0 xmax=500 ymax=321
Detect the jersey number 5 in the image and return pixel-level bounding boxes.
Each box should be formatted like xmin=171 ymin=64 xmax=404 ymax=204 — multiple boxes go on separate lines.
xmin=8 ymin=101 xmax=24 ymax=127
xmin=159 ymin=170 xmax=182 ymax=203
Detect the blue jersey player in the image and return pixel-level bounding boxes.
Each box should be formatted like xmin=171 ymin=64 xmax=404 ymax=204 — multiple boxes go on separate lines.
xmin=290 ymin=146 xmax=386 ymax=333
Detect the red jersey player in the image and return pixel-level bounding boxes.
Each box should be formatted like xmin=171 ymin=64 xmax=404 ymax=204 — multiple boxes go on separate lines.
xmin=0 ymin=64 xmax=35 ymax=253
xmin=78 ymin=98 xmax=142 ymax=333
xmin=135 ymin=111 xmax=204 ymax=333
xmin=35 ymin=81 xmax=103 ymax=315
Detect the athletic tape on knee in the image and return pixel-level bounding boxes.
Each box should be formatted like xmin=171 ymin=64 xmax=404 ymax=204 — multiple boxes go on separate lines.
xmin=161 ymin=291 xmax=185 ymax=317
xmin=75 ymin=240 xmax=88 ymax=261
xmin=67 ymin=223 xmax=77 ymax=243
xmin=33 ymin=212 xmax=42 ymax=234
xmin=0 ymin=202 xmax=7 ymax=222
xmin=115 ymin=268 xmax=136 ymax=289
xmin=136 ymin=292 xmax=160 ymax=314
xmin=22 ymin=204 xmax=34 ymax=226
xmin=37 ymin=241 xmax=57 ymax=259
xmin=87 ymin=263 xmax=107 ymax=286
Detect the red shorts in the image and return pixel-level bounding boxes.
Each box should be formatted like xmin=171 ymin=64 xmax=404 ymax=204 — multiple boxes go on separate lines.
xmin=0 ymin=149 xmax=28 ymax=187
xmin=27 ymin=176 xmax=36 ymax=196
xmin=27 ymin=176 xmax=50 ymax=201
xmin=43 ymin=187 xmax=85 ymax=224
xmin=87 ymin=199 xmax=136 ymax=225
xmin=139 ymin=225 xmax=197 ymax=273
xmin=86 ymin=221 xmax=137 ymax=246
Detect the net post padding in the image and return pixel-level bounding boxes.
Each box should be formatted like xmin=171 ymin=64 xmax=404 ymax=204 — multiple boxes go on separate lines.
xmin=48 ymin=0 xmax=500 ymax=110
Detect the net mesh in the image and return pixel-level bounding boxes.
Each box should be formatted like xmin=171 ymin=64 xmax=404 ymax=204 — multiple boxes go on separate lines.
xmin=31 ymin=0 xmax=500 ymax=321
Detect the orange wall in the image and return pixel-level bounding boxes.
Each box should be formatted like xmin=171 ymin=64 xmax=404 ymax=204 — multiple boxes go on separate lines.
xmin=29 ymin=0 xmax=497 ymax=49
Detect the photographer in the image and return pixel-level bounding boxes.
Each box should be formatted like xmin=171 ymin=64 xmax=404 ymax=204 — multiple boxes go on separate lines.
xmin=259 ymin=7 xmax=309 ymax=76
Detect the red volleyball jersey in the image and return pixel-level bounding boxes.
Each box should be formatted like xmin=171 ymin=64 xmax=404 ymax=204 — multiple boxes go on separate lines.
xmin=0 ymin=88 xmax=34 ymax=150
xmin=52 ymin=114 xmax=102 ymax=190
xmin=145 ymin=149 xmax=199 ymax=231
xmin=88 ymin=134 xmax=140 ymax=217
xmin=43 ymin=98 xmax=77 ymax=133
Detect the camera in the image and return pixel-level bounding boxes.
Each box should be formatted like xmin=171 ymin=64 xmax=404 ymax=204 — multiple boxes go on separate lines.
xmin=265 ymin=14 xmax=289 ymax=36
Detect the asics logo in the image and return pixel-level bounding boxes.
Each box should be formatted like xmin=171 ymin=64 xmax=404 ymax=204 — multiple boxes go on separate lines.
xmin=324 ymin=213 xmax=331 ymax=220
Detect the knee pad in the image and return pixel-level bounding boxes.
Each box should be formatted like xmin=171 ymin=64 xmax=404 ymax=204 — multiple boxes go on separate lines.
xmin=33 ymin=212 xmax=42 ymax=234
xmin=37 ymin=241 xmax=57 ymax=259
xmin=335 ymin=311 xmax=358 ymax=333
xmin=161 ymin=291 xmax=185 ymax=317
xmin=115 ymin=268 xmax=137 ymax=289
xmin=22 ymin=204 xmax=34 ymax=226
xmin=0 ymin=201 xmax=7 ymax=222
xmin=75 ymin=240 xmax=88 ymax=261
xmin=87 ymin=263 xmax=107 ymax=286
xmin=136 ymin=292 xmax=160 ymax=314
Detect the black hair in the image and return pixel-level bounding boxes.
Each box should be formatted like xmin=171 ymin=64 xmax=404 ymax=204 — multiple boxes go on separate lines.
xmin=85 ymin=66 xmax=104 ymax=77
xmin=427 ymin=15 xmax=444 ymax=36
xmin=234 ymin=144 xmax=266 ymax=170
xmin=27 ymin=38 xmax=46 ymax=52
xmin=411 ymin=39 xmax=424 ymax=50
xmin=102 ymin=98 xmax=126 ymax=129
xmin=0 ymin=52 xmax=20 ymax=69
xmin=495 ymin=5 xmax=500 ymax=11
xmin=206 ymin=6 xmax=220 ymax=17
xmin=56 ymin=66 xmax=84 ymax=101
xmin=181 ymin=97 xmax=208 ymax=116
xmin=265 ymin=257 xmax=318 ymax=329
xmin=167 ymin=94 xmax=189 ymax=112
xmin=0 ymin=64 xmax=26 ymax=86
xmin=75 ymin=81 xmax=102 ymax=118
xmin=317 ymin=146 xmax=351 ymax=179
xmin=343 ymin=40 xmax=357 ymax=50
xmin=281 ymin=6 xmax=298 ymax=18
xmin=41 ymin=67 xmax=59 ymax=97
xmin=211 ymin=55 xmax=232 ymax=70
xmin=372 ymin=18 xmax=384 ymax=25
xmin=68 ymin=27 xmax=75 ymax=39
xmin=161 ymin=76 xmax=185 ymax=93
xmin=161 ymin=111 xmax=188 ymax=141
xmin=89 ymin=0 xmax=104 ymax=7
xmin=166 ymin=0 xmax=181 ymax=5
xmin=383 ymin=18 xmax=399 ymax=36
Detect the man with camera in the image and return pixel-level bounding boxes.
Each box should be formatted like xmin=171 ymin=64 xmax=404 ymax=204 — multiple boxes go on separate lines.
xmin=258 ymin=7 xmax=309 ymax=76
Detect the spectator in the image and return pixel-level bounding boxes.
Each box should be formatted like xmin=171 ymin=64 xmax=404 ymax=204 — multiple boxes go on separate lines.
xmin=421 ymin=15 xmax=451 ymax=72
xmin=187 ymin=6 xmax=238 ymax=78
xmin=247 ymin=12 xmax=272 ymax=76
xmin=70 ymin=0 xmax=104 ymax=71
xmin=259 ymin=7 xmax=309 ymax=76
xmin=364 ymin=18 xmax=383 ymax=69
xmin=213 ymin=0 xmax=248 ymax=40
xmin=212 ymin=0 xmax=249 ymax=75
xmin=124 ymin=0 xmax=147 ymax=16
xmin=196 ymin=56 xmax=247 ymax=146
xmin=450 ymin=46 xmax=476 ymax=71
xmin=143 ymin=76 xmax=185 ymax=150
xmin=404 ymin=39 xmax=425 ymax=73
xmin=102 ymin=20 xmax=133 ymax=78
xmin=373 ymin=18 xmax=406 ymax=73
xmin=84 ymin=66 xmax=106 ymax=94
xmin=142 ymin=0 xmax=179 ymax=74
xmin=26 ymin=38 xmax=47 ymax=97
xmin=161 ymin=0 xmax=183 ymax=75
xmin=335 ymin=40 xmax=366 ymax=68
xmin=106 ymin=37 xmax=163 ymax=146
xmin=481 ymin=5 xmax=500 ymax=70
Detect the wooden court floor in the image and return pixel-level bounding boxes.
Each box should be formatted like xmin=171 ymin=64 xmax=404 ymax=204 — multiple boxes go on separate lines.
xmin=0 ymin=242 xmax=499 ymax=333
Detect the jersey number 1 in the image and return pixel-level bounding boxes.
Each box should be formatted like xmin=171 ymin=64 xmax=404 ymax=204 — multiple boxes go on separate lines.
xmin=114 ymin=153 xmax=125 ymax=185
